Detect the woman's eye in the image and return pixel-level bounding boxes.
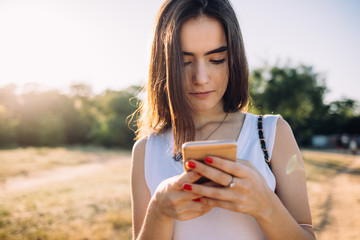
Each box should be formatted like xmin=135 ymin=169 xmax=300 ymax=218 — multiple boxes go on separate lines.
xmin=211 ymin=59 xmax=225 ymax=64
xmin=184 ymin=61 xmax=191 ymax=66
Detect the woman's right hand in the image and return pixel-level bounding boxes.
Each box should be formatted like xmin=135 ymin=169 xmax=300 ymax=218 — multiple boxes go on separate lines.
xmin=151 ymin=170 xmax=212 ymax=221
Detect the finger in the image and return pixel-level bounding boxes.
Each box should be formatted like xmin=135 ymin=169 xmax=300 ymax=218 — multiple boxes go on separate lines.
xmin=186 ymin=159 xmax=233 ymax=186
xmin=204 ymin=156 xmax=253 ymax=178
xmin=174 ymin=170 xmax=202 ymax=190
xmin=182 ymin=182 xmax=233 ymax=201
xmin=168 ymin=191 xmax=203 ymax=203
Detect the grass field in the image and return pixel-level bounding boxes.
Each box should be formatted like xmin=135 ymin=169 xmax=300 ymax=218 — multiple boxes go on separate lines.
xmin=0 ymin=147 xmax=359 ymax=239
xmin=0 ymin=147 xmax=132 ymax=240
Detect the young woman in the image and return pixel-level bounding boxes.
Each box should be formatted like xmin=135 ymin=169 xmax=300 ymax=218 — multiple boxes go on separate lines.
xmin=131 ymin=0 xmax=315 ymax=239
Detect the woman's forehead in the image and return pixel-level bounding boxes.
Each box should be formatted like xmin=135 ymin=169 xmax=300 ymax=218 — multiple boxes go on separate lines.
xmin=180 ymin=15 xmax=226 ymax=54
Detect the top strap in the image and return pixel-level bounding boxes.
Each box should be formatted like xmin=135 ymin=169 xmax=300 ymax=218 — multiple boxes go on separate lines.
xmin=258 ymin=115 xmax=271 ymax=169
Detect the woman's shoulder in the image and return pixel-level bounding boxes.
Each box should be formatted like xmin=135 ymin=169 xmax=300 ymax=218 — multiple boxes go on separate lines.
xmin=244 ymin=111 xmax=280 ymax=118
xmin=243 ymin=112 xmax=281 ymax=125
xmin=262 ymin=113 xmax=281 ymax=121
xmin=272 ymin=116 xmax=298 ymax=154
xmin=132 ymin=129 xmax=172 ymax=154
xmin=271 ymin=115 xmax=293 ymax=137
xmin=132 ymin=136 xmax=148 ymax=157
xmin=259 ymin=114 xmax=291 ymax=138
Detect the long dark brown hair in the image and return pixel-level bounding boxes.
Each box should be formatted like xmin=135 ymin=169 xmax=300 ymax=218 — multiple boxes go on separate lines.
xmin=135 ymin=0 xmax=249 ymax=153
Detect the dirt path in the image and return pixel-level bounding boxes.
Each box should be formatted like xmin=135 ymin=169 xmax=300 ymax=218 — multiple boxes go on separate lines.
xmin=1 ymin=155 xmax=130 ymax=194
xmin=2 ymin=150 xmax=360 ymax=239
xmin=315 ymin=155 xmax=360 ymax=240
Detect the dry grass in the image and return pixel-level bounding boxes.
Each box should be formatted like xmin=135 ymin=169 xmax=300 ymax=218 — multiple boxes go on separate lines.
xmin=0 ymin=147 xmax=132 ymax=240
xmin=0 ymin=147 xmax=359 ymax=239
xmin=0 ymin=146 xmax=128 ymax=182
xmin=302 ymin=150 xmax=360 ymax=239
xmin=302 ymin=150 xmax=353 ymax=181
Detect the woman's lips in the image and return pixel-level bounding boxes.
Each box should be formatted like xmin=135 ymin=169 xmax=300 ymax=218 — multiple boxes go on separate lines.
xmin=190 ymin=91 xmax=213 ymax=98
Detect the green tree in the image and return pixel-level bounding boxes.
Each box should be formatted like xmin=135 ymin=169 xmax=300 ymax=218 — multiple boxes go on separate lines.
xmin=249 ymin=64 xmax=328 ymax=144
xmin=67 ymin=83 xmax=98 ymax=144
xmin=16 ymin=89 xmax=70 ymax=146
xmin=0 ymin=104 xmax=18 ymax=147
xmin=0 ymin=84 xmax=19 ymax=147
xmin=38 ymin=115 xmax=66 ymax=146
xmin=326 ymin=98 xmax=360 ymax=134
xmin=90 ymin=86 xmax=139 ymax=148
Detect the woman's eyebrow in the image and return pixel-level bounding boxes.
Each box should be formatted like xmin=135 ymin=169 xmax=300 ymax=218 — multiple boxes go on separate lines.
xmin=183 ymin=46 xmax=228 ymax=56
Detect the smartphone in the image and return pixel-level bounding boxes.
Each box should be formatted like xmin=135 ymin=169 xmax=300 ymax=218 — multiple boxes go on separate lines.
xmin=182 ymin=139 xmax=237 ymax=184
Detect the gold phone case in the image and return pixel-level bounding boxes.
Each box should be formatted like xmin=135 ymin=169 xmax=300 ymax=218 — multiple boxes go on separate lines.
xmin=182 ymin=140 xmax=237 ymax=174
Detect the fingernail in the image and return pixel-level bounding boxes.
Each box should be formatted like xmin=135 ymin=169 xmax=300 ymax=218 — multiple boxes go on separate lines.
xmin=204 ymin=157 xmax=213 ymax=164
xmin=186 ymin=161 xmax=196 ymax=169
xmin=197 ymin=172 xmax=202 ymax=176
xmin=183 ymin=184 xmax=192 ymax=191
xmin=192 ymin=198 xmax=201 ymax=202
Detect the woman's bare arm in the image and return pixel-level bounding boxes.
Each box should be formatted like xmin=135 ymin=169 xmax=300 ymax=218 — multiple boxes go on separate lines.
xmin=259 ymin=116 xmax=315 ymax=239
xmin=131 ymin=138 xmax=175 ymax=240
xmin=131 ymin=138 xmax=209 ymax=240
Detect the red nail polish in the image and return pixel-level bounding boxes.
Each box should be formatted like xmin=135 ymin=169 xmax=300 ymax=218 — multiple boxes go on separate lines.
xmin=192 ymin=198 xmax=201 ymax=202
xmin=187 ymin=161 xmax=196 ymax=169
xmin=204 ymin=157 xmax=213 ymax=164
xmin=183 ymin=184 xmax=192 ymax=191
xmin=197 ymin=172 xmax=202 ymax=176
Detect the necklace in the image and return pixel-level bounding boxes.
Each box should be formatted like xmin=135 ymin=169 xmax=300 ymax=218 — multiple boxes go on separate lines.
xmin=202 ymin=112 xmax=229 ymax=140
xmin=172 ymin=112 xmax=229 ymax=162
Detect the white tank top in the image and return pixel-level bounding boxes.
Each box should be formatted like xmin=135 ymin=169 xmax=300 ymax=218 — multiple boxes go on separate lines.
xmin=144 ymin=113 xmax=280 ymax=240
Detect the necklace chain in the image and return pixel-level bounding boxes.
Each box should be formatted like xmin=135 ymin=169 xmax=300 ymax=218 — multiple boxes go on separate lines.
xmin=173 ymin=112 xmax=229 ymax=161
xmin=202 ymin=112 xmax=229 ymax=141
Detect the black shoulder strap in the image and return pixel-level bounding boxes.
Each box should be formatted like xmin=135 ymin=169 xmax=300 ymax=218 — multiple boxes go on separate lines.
xmin=258 ymin=115 xmax=271 ymax=169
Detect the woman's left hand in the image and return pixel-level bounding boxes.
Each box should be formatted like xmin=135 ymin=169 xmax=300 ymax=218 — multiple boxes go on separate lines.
xmin=183 ymin=156 xmax=275 ymax=219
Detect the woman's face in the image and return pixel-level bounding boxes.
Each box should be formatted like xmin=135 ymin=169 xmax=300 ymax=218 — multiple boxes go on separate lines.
xmin=180 ymin=15 xmax=229 ymax=114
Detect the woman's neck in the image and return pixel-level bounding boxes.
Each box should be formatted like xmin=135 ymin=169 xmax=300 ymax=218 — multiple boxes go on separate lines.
xmin=193 ymin=108 xmax=227 ymax=130
xmin=193 ymin=110 xmax=245 ymax=141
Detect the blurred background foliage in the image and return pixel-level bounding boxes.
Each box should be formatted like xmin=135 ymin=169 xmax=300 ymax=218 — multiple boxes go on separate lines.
xmin=0 ymin=83 xmax=139 ymax=149
xmin=0 ymin=63 xmax=359 ymax=149
xmin=249 ymin=64 xmax=360 ymax=145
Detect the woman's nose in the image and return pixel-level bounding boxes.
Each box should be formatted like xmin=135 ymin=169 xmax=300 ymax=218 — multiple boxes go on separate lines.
xmin=192 ymin=63 xmax=209 ymax=85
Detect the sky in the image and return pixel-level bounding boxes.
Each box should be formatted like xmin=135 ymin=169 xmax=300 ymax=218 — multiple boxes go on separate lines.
xmin=0 ymin=0 xmax=359 ymax=103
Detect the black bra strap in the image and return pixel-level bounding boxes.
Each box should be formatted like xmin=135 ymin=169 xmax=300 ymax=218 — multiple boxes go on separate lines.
xmin=258 ymin=115 xmax=271 ymax=169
